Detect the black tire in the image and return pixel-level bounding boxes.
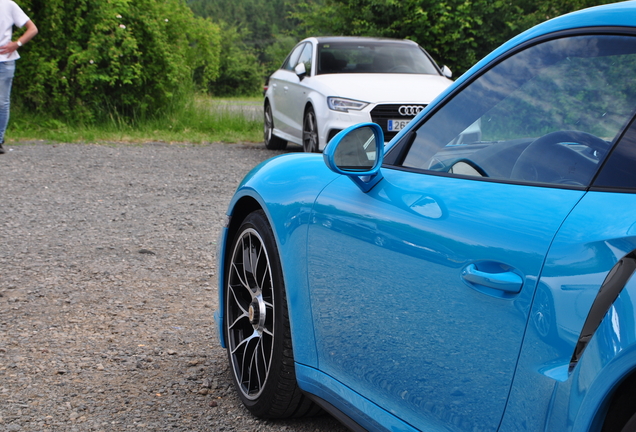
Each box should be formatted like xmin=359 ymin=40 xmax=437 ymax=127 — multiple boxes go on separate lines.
xmin=264 ymin=103 xmax=287 ymax=150
xmin=302 ymin=107 xmax=319 ymax=153
xmin=602 ymin=374 xmax=636 ymax=432
xmin=621 ymin=412 xmax=636 ymax=432
xmin=224 ymin=210 xmax=319 ymax=418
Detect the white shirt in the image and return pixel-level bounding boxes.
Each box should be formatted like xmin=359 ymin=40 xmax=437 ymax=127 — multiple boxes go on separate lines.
xmin=0 ymin=0 xmax=30 ymax=62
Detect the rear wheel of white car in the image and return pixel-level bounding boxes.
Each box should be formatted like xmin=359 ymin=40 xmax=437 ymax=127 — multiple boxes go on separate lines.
xmin=302 ymin=107 xmax=319 ymax=153
xmin=225 ymin=210 xmax=319 ymax=418
xmin=264 ymin=104 xmax=287 ymax=150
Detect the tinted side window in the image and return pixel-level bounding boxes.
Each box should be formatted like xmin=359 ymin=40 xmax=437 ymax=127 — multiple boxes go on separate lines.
xmin=282 ymin=43 xmax=305 ymax=71
xmin=398 ymin=35 xmax=636 ymax=187
xmin=594 ymin=118 xmax=636 ymax=190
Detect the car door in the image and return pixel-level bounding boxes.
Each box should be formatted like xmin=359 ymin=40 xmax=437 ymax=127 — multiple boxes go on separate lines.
xmin=306 ymin=33 xmax=636 ymax=431
xmin=501 ymin=117 xmax=636 ymax=431
xmin=270 ymin=42 xmax=305 ymax=136
xmin=284 ymin=42 xmax=314 ymax=138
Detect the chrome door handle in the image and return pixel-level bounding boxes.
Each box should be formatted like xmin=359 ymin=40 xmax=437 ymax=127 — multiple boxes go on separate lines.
xmin=461 ymin=263 xmax=523 ymax=293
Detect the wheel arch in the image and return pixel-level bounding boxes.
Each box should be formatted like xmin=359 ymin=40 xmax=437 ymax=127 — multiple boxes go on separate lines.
xmin=596 ymin=369 xmax=636 ymax=432
xmin=304 ymin=93 xmax=331 ymax=150
xmin=218 ymin=154 xmax=337 ymax=367
xmin=217 ymin=195 xmax=264 ymax=349
xmin=565 ymin=299 xmax=636 ymax=432
xmin=227 ymin=196 xmax=264 ymax=251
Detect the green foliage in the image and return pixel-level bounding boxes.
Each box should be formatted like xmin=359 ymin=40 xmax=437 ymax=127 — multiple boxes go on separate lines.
xmin=292 ymin=0 xmax=616 ymax=76
xmin=263 ymin=34 xmax=298 ymax=73
xmin=9 ymin=96 xmax=263 ymax=143
xmin=14 ymin=0 xmax=221 ymax=122
xmin=209 ymin=23 xmax=263 ymax=97
xmin=187 ymin=0 xmax=309 ymax=88
xmin=187 ymin=0 xmax=302 ymax=56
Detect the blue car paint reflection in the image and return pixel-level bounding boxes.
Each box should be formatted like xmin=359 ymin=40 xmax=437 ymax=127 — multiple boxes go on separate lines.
xmin=306 ymin=169 xmax=584 ymax=431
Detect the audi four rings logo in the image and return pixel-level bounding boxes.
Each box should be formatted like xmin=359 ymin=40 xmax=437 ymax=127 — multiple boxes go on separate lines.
xmin=398 ymin=105 xmax=425 ymax=116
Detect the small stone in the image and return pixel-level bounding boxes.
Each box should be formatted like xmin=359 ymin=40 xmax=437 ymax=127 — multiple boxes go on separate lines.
xmin=96 ymin=364 xmax=105 ymax=371
xmin=209 ymin=400 xmax=218 ymax=407
xmin=138 ymin=249 xmax=156 ymax=255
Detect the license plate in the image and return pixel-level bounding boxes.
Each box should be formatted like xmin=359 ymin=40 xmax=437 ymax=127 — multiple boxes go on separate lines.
xmin=387 ymin=119 xmax=410 ymax=132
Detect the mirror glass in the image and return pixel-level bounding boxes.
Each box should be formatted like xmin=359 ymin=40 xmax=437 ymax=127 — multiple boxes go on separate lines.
xmin=334 ymin=126 xmax=377 ymax=171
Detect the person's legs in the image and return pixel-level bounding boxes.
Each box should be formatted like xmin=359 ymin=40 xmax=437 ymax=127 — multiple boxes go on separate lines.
xmin=0 ymin=61 xmax=16 ymax=153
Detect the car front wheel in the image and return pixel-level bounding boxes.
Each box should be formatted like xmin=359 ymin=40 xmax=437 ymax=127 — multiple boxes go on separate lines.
xmin=302 ymin=107 xmax=319 ymax=153
xmin=224 ymin=210 xmax=319 ymax=418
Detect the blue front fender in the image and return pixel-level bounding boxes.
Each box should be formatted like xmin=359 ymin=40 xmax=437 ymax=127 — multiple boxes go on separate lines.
xmin=216 ymin=153 xmax=340 ymax=368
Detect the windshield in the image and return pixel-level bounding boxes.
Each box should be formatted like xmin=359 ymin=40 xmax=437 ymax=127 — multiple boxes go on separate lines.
xmin=317 ymin=41 xmax=439 ymax=75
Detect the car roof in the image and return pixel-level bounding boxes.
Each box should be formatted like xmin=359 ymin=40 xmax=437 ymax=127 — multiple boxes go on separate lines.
xmin=305 ymin=36 xmax=420 ymax=46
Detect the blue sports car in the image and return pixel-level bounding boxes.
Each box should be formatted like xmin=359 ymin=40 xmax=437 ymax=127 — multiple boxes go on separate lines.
xmin=215 ymin=2 xmax=636 ymax=431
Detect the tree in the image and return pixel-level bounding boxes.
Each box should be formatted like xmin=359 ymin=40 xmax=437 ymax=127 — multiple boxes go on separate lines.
xmin=210 ymin=22 xmax=263 ymax=96
xmin=188 ymin=0 xmax=308 ymax=86
xmin=292 ymin=0 xmax=615 ymax=76
xmin=14 ymin=0 xmax=221 ymax=122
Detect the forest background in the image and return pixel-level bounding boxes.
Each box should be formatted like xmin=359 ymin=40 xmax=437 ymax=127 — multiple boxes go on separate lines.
xmin=8 ymin=0 xmax=615 ymax=142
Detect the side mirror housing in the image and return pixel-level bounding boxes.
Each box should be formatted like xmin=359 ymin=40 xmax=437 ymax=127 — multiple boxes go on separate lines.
xmin=323 ymin=123 xmax=384 ymax=192
xmin=294 ymin=62 xmax=307 ymax=79
xmin=441 ymin=65 xmax=452 ymax=79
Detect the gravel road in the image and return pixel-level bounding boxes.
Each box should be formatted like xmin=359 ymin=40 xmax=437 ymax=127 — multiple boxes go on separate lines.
xmin=0 ymin=142 xmax=349 ymax=432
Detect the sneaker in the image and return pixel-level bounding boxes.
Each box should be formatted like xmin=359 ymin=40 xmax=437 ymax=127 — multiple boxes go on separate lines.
xmin=0 ymin=142 xmax=4 ymax=154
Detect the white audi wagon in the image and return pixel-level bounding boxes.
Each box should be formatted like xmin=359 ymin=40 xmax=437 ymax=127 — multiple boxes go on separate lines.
xmin=263 ymin=36 xmax=455 ymax=152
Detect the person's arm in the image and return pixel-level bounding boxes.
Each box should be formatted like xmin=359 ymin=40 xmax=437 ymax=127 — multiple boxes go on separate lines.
xmin=0 ymin=20 xmax=38 ymax=55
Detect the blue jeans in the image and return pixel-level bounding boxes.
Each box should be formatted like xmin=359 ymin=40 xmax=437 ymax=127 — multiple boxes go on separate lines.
xmin=0 ymin=61 xmax=16 ymax=144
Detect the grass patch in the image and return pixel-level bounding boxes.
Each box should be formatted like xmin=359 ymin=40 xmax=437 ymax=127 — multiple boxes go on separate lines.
xmin=6 ymin=95 xmax=264 ymax=144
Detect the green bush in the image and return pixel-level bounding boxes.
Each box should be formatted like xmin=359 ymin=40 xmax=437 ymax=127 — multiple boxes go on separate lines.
xmin=14 ymin=0 xmax=221 ymax=122
xmin=208 ymin=23 xmax=263 ymax=97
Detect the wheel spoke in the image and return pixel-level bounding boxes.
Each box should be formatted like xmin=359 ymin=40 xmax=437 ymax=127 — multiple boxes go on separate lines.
xmin=231 ymin=261 xmax=250 ymax=291
xmin=264 ymin=108 xmax=273 ymax=143
xmin=258 ymin=338 xmax=268 ymax=387
xmin=258 ymin=253 xmax=270 ymax=291
xmin=252 ymin=338 xmax=263 ymax=390
xmin=226 ymin=225 xmax=277 ymax=400
xmin=303 ymin=111 xmax=318 ymax=152
xmin=227 ymin=300 xmax=249 ymax=330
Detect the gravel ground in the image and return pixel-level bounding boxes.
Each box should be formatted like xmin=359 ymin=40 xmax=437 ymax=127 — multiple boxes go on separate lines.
xmin=0 ymin=142 xmax=349 ymax=432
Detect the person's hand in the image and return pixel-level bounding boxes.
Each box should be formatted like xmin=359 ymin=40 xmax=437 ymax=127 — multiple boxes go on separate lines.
xmin=0 ymin=41 xmax=19 ymax=56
